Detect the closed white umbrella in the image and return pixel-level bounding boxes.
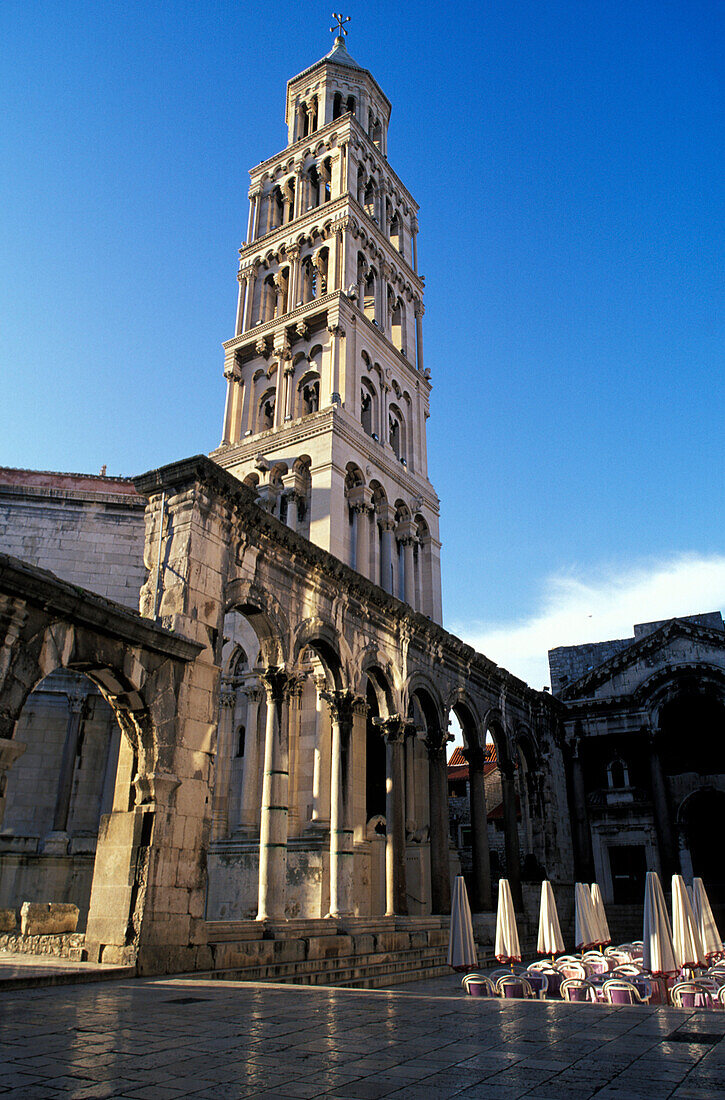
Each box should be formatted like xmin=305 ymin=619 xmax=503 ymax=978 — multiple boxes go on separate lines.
xmin=590 ymin=883 xmax=611 ymax=947
xmin=574 ymin=881 xmax=599 ymax=950
xmin=537 ymin=880 xmax=565 ymax=958
xmin=671 ymin=874 xmax=705 ymax=970
xmin=448 ymin=875 xmax=477 ymax=971
xmin=642 ymin=870 xmax=678 ymax=977
xmin=495 ymin=878 xmax=522 ymax=964
xmin=692 ymin=877 xmax=724 ymax=962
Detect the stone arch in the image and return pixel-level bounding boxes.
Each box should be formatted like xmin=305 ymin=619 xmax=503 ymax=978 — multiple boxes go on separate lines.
xmin=292 ymin=618 xmax=345 ymax=691
xmin=224 ymin=579 xmax=289 ymax=666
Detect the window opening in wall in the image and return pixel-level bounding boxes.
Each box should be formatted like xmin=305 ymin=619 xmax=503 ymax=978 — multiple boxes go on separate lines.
xmin=236 ymin=726 xmax=246 ymax=758
xmin=364 ymin=180 xmax=376 ymax=220
xmin=261 ymin=395 xmax=275 ymax=430
xmin=389 ymin=412 xmax=401 ymax=459
xmin=302 ymin=380 xmax=319 ymax=415
xmin=607 ymin=757 xmax=629 ymax=789
xmin=346 ymin=95 xmax=356 ymax=116
xmin=361 ymin=387 xmax=373 ymax=435
xmin=364 ymin=270 xmax=376 ymax=321
xmin=332 ymin=92 xmax=343 ymax=120
xmin=390 ymin=213 xmax=401 ymax=252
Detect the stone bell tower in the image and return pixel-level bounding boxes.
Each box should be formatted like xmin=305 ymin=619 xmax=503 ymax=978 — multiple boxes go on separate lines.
xmin=211 ymin=29 xmax=442 ymax=622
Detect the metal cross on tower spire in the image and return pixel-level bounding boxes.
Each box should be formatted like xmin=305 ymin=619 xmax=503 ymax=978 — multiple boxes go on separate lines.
xmin=330 ymin=13 xmax=350 ymax=38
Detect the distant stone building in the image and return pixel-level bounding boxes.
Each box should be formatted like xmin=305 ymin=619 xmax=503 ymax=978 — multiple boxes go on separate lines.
xmin=550 ymin=613 xmax=725 ymax=912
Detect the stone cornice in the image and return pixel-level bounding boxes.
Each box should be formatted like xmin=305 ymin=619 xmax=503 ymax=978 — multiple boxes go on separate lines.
xmin=248 ymin=117 xmax=350 ymax=182
xmin=239 ymin=195 xmax=348 ymax=261
xmin=133 ymin=455 xmax=554 ymax=712
xmin=0 ymin=552 xmax=202 ymax=662
xmin=222 ymin=292 xmax=338 ymax=354
xmin=210 ymin=405 xmax=440 ymax=516
xmin=0 ymin=483 xmax=145 ymax=510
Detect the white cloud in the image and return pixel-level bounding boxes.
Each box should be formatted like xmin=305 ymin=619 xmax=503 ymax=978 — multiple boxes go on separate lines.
xmin=450 ymin=554 xmax=725 ymax=690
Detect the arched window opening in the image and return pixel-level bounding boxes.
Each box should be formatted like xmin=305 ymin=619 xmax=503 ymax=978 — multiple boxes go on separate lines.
xmin=322 ymin=157 xmax=332 ymax=203
xmin=391 ymin=297 xmax=405 ymax=353
xmin=371 ymin=118 xmax=382 ymax=149
xmin=390 ymin=213 xmax=401 ymax=252
xmin=307 ymin=163 xmax=320 ymax=210
xmin=259 ymin=390 xmax=275 ymax=432
xmin=357 ymin=166 xmax=366 ymax=205
xmin=301 ymin=101 xmax=310 ymax=138
xmin=346 ymin=95 xmax=356 ymax=116
xmin=302 ymin=379 xmax=319 ymax=415
xmin=364 ymin=180 xmax=376 ymax=220
xmin=607 ymin=758 xmax=629 ymax=790
xmin=389 ymin=407 xmax=405 ymax=460
xmin=332 ymin=92 xmax=343 ymax=120
xmin=262 ymin=275 xmax=276 ymax=323
xmin=236 ymin=725 xmax=246 ymax=758
xmin=361 ymin=387 xmax=373 ymax=435
xmin=364 ymin=269 xmax=376 ymax=322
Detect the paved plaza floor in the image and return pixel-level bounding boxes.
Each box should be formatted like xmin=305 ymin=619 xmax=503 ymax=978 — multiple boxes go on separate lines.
xmin=0 ymin=972 xmax=724 ymax=1099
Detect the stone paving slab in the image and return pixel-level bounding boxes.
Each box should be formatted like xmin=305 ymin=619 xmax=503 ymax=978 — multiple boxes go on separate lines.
xmin=0 ymin=975 xmax=723 ymax=1098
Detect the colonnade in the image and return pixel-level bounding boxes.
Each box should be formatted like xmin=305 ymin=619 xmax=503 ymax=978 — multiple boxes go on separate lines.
xmin=211 ymin=666 xmax=457 ymax=920
xmin=345 ymin=494 xmax=432 ymax=615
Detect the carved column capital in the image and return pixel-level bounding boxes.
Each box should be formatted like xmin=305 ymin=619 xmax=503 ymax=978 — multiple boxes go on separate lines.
xmin=373 ymin=714 xmax=415 ymax=743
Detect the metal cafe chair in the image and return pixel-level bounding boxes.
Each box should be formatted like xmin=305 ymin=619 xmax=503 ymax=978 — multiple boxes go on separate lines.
xmin=461 ymin=973 xmax=497 ymax=998
xmin=560 ymin=977 xmax=598 ymax=1003
xmin=602 ymin=979 xmax=649 ymax=1005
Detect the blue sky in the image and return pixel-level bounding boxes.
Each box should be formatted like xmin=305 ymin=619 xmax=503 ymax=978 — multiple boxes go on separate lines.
xmin=2 ymin=1 xmax=723 ymax=684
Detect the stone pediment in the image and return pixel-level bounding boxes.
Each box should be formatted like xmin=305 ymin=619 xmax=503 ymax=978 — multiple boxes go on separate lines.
xmin=559 ymin=618 xmax=725 ymax=702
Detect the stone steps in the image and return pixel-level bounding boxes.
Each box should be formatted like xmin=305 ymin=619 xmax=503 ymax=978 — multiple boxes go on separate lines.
xmin=202 ymin=941 xmax=493 ymax=990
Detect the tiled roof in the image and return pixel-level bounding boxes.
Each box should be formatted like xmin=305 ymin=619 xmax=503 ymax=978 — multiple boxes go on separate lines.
xmin=448 ymin=743 xmax=497 ymax=768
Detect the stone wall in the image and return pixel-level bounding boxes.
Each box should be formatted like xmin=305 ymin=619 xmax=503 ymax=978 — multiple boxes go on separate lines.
xmin=0 ymin=468 xmax=145 ymax=609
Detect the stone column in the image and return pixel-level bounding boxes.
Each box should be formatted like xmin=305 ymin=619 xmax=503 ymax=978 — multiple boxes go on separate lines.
xmin=47 ymin=691 xmax=86 ymax=846
xmin=378 ymin=507 xmax=396 ymax=594
xmin=237 ymin=684 xmax=262 ymax=833
xmin=463 ymin=745 xmax=492 ymax=910
xmin=411 ymin=216 xmax=419 ymax=273
xmin=396 ymin=522 xmax=416 ymax=608
xmin=257 ymin=669 xmax=296 ymax=921
xmin=501 ymin=761 xmax=523 ymax=908
xmin=322 ymin=690 xmax=362 ymax=917
xmin=649 ymin=732 xmax=677 ymax=878
xmin=235 ymin=273 xmax=246 ymax=336
xmin=354 ymin=502 xmax=371 ymax=579
xmin=286 ymin=680 xmax=303 ymax=837
xmin=311 ymin=676 xmax=330 ymax=824
xmin=327 ymin=324 xmax=343 ymax=405
xmin=425 ymin=728 xmax=451 ymax=914
xmin=243 ymin=266 xmax=258 ymax=331
xmin=414 ymin=301 xmax=425 ymax=374
xmin=293 ymin=168 xmax=304 ymax=219
xmin=284 ymin=365 xmax=295 ymax=421
xmin=250 ymin=190 xmax=262 ymax=240
xmin=211 ymin=684 xmax=236 ymax=841
xmin=375 ymin=716 xmax=410 ymax=916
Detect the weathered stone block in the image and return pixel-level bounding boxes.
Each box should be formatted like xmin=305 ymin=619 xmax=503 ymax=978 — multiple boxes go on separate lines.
xmin=0 ymin=909 xmax=17 ymax=933
xmin=20 ymin=902 xmax=79 ymax=936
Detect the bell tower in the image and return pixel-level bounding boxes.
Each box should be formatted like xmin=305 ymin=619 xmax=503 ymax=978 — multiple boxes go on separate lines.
xmin=211 ymin=29 xmax=442 ymax=622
